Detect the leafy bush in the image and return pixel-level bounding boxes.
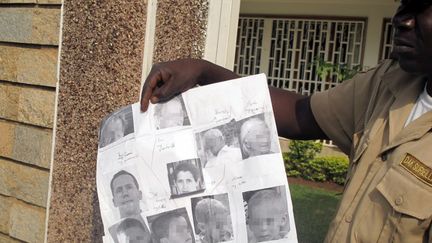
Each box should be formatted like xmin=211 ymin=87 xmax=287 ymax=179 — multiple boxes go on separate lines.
xmin=284 ymin=140 xmax=349 ymax=185
xmin=284 ymin=140 xmax=322 ymax=178
xmin=312 ymin=156 xmax=349 ymax=185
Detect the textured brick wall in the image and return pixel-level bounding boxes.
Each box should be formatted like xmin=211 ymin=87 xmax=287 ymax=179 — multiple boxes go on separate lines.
xmin=0 ymin=0 xmax=61 ymax=242
xmin=46 ymin=0 xmax=147 ymax=242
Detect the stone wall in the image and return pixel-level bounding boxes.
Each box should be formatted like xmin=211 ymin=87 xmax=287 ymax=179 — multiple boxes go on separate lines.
xmin=46 ymin=0 xmax=147 ymax=242
xmin=0 ymin=0 xmax=61 ymax=242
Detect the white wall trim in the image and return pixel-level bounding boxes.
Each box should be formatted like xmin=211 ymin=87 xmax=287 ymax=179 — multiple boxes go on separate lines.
xmin=140 ymin=0 xmax=158 ymax=93
xmin=204 ymin=0 xmax=241 ymax=70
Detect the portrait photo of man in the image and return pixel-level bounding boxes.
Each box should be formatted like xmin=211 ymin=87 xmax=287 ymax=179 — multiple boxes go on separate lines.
xmin=243 ymin=186 xmax=290 ymax=242
xmin=191 ymin=194 xmax=233 ymax=243
xmin=99 ymin=105 xmax=134 ymax=148
xmin=110 ymin=170 xmax=143 ymax=218
xmin=148 ymin=208 xmax=195 ymax=243
xmin=239 ymin=114 xmax=278 ymax=159
xmin=154 ymin=95 xmax=190 ymax=130
xmin=114 ymin=217 xmax=151 ymax=243
xmin=199 ymin=127 xmax=242 ymax=168
xmin=167 ymin=159 xmax=205 ymax=197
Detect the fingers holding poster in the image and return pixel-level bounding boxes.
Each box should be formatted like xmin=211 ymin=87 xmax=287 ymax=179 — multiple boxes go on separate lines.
xmin=96 ymin=74 xmax=298 ymax=243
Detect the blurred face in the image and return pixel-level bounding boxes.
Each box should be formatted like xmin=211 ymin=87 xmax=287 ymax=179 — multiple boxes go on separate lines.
xmin=175 ymin=171 xmax=198 ymax=194
xmin=159 ymin=100 xmax=184 ymax=129
xmin=167 ymin=216 xmax=193 ymax=243
xmin=244 ymin=124 xmax=271 ymax=157
xmin=112 ymin=174 xmax=142 ymax=217
xmin=392 ymin=0 xmax=432 ymax=75
xmin=117 ymin=226 xmax=150 ymax=243
xmin=203 ymin=213 xmax=232 ymax=242
xmin=205 ymin=136 xmax=223 ymax=156
xmin=248 ymin=202 xmax=286 ymax=242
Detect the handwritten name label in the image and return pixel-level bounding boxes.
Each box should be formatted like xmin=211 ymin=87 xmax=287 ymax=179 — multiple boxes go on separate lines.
xmin=213 ymin=108 xmax=231 ymax=122
xmin=231 ymin=176 xmax=246 ymax=189
xmin=245 ymin=101 xmax=264 ymax=115
xmin=156 ymin=142 xmax=175 ymax=152
xmin=117 ymin=151 xmax=136 ymax=164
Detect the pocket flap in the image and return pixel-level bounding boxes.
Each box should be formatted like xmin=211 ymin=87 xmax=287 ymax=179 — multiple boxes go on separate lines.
xmin=376 ymin=168 xmax=432 ymax=220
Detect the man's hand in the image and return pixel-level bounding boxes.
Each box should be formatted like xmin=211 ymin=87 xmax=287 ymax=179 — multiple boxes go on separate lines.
xmin=140 ymin=59 xmax=206 ymax=112
xmin=140 ymin=58 xmax=240 ymax=112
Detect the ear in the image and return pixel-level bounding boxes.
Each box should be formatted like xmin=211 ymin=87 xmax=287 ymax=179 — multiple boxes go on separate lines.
xmin=138 ymin=190 xmax=143 ymax=200
xmin=112 ymin=198 xmax=118 ymax=207
xmin=280 ymin=213 xmax=289 ymax=228
xmin=197 ymin=222 xmax=206 ymax=233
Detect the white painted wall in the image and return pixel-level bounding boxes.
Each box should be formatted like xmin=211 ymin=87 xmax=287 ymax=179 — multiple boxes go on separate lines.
xmin=240 ymin=0 xmax=399 ymax=68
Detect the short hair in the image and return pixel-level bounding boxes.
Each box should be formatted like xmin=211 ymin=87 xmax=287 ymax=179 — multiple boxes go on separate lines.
xmin=240 ymin=117 xmax=269 ymax=143
xmin=151 ymin=213 xmax=185 ymax=242
xmin=195 ymin=198 xmax=228 ymax=224
xmin=117 ymin=218 xmax=146 ymax=235
xmin=173 ymin=162 xmax=200 ymax=181
xmin=203 ymin=129 xmax=224 ymax=144
xmin=247 ymin=189 xmax=286 ymax=217
xmin=110 ymin=170 xmax=140 ymax=196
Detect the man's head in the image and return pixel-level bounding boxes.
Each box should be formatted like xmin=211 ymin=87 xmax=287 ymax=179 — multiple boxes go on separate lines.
xmin=173 ymin=163 xmax=200 ymax=194
xmin=101 ymin=115 xmax=125 ymax=147
xmin=195 ymin=198 xmax=232 ymax=243
xmin=116 ymin=218 xmax=151 ymax=243
xmin=247 ymin=189 xmax=288 ymax=242
xmin=240 ymin=118 xmax=271 ymax=158
xmin=111 ymin=170 xmax=143 ymax=218
xmin=151 ymin=213 xmax=193 ymax=243
xmin=203 ymin=129 xmax=226 ymax=156
xmin=156 ymin=97 xmax=185 ymax=129
xmin=391 ymin=0 xmax=432 ymax=76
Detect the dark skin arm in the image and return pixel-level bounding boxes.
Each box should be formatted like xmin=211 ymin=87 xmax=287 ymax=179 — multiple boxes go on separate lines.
xmin=140 ymin=58 xmax=328 ymax=140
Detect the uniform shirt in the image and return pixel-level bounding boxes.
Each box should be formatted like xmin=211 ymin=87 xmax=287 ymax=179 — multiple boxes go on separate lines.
xmin=310 ymin=59 xmax=432 ymax=243
xmin=405 ymin=85 xmax=432 ymax=127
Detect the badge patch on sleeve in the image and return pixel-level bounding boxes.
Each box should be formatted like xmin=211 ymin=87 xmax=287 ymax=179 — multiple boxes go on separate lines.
xmin=400 ymin=153 xmax=432 ymax=187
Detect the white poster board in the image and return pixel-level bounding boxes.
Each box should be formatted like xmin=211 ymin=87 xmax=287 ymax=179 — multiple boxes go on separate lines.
xmin=97 ymin=74 xmax=298 ymax=243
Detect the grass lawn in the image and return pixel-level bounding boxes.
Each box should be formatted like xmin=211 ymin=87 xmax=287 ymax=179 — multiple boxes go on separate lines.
xmin=289 ymin=183 xmax=342 ymax=243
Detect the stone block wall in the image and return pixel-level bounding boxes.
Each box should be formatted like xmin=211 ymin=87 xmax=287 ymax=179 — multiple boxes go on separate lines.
xmin=0 ymin=0 xmax=61 ymax=242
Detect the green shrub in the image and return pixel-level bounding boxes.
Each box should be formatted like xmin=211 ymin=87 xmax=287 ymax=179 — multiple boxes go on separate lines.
xmin=284 ymin=140 xmax=349 ymax=185
xmin=313 ymin=156 xmax=349 ymax=185
xmin=284 ymin=140 xmax=322 ymax=178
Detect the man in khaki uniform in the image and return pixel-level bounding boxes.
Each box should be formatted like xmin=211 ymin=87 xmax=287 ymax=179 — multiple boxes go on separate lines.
xmin=140 ymin=0 xmax=432 ymax=241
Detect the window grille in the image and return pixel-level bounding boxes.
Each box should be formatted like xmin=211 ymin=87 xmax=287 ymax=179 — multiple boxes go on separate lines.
xmin=234 ymin=18 xmax=265 ymax=76
xmin=380 ymin=18 xmax=394 ymax=61
xmin=234 ymin=16 xmax=367 ymax=146
xmin=235 ymin=16 xmax=366 ymax=95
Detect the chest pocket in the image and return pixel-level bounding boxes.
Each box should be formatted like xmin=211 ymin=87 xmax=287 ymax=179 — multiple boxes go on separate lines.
xmin=376 ymin=168 xmax=432 ymax=243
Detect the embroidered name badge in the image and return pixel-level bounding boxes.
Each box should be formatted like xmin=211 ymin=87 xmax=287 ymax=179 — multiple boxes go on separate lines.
xmin=400 ymin=153 xmax=432 ymax=187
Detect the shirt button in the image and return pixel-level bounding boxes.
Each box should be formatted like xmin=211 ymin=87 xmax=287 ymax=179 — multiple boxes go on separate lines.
xmin=345 ymin=215 xmax=353 ymax=223
xmin=395 ymin=196 xmax=404 ymax=206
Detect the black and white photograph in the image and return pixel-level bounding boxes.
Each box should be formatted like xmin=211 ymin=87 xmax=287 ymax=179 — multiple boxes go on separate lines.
xmin=147 ymin=208 xmax=196 ymax=243
xmin=195 ymin=121 xmax=242 ymax=168
xmin=99 ymin=105 xmax=134 ymax=148
xmin=108 ymin=215 xmax=152 ymax=243
xmin=154 ymin=95 xmax=191 ymax=130
xmin=237 ymin=113 xmax=279 ymax=160
xmin=191 ymin=194 xmax=233 ymax=243
xmin=243 ymin=186 xmax=290 ymax=242
xmin=107 ymin=169 xmax=144 ymax=219
xmin=167 ymin=159 xmax=205 ymax=197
